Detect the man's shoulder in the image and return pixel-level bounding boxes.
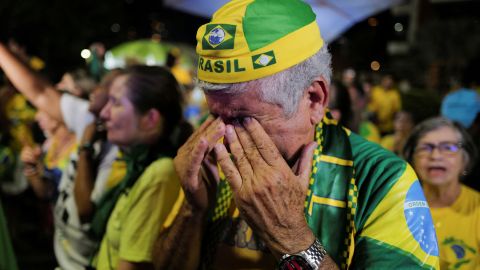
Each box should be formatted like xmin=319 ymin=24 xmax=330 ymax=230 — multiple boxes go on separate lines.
xmin=349 ymin=132 xmax=406 ymax=178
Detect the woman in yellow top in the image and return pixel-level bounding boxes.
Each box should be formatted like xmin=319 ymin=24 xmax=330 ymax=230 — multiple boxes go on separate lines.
xmin=91 ymin=66 xmax=192 ymax=269
xmin=403 ymin=117 xmax=480 ymax=269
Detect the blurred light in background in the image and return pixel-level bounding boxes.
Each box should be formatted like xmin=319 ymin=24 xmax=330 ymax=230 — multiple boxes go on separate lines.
xmin=370 ymin=60 xmax=381 ymax=71
xmin=80 ymin=49 xmax=91 ymax=59
xmin=394 ymin=22 xmax=404 ymax=32
xmin=111 ymin=23 xmax=121 ymax=33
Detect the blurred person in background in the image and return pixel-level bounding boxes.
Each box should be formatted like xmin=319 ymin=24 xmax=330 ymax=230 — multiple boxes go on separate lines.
xmin=56 ymin=69 xmax=96 ymax=100
xmin=328 ymin=80 xmax=353 ymax=128
xmin=20 ymin=110 xmax=76 ymax=199
xmin=91 ymin=66 xmax=192 ymax=269
xmin=0 ymin=42 xmax=125 ymax=269
xmin=0 ymin=82 xmax=36 ymax=195
xmin=441 ymin=71 xmax=480 ymax=192
xmin=403 ymin=117 xmax=480 ymax=269
xmin=381 ymin=110 xmax=415 ymax=155
xmin=0 ymin=82 xmax=18 ymax=270
xmin=333 ymin=71 xmax=381 ymax=143
xmin=367 ymin=74 xmax=402 ymax=135
xmin=54 ymin=69 xmax=126 ymax=270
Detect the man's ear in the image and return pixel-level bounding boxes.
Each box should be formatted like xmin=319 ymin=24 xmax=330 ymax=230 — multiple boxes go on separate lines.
xmin=306 ymin=76 xmax=329 ymax=124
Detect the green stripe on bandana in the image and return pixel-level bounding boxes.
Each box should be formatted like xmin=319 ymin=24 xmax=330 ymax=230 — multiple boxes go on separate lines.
xmin=244 ymin=0 xmax=317 ymax=51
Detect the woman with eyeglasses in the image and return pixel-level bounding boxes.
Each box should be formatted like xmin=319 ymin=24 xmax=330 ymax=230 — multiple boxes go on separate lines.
xmin=403 ymin=117 xmax=480 ymax=270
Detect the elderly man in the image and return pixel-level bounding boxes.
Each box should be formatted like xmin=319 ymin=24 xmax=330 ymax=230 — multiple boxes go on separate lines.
xmin=153 ymin=0 xmax=440 ymax=269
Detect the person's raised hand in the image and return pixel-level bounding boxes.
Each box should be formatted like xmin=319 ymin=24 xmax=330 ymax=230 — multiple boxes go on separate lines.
xmin=174 ymin=116 xmax=226 ymax=213
xmin=214 ymin=117 xmax=317 ymax=255
xmin=20 ymin=145 xmax=42 ymax=165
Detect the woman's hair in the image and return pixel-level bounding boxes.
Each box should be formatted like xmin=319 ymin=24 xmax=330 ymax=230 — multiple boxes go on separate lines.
xmin=68 ymin=68 xmax=96 ymax=97
xmin=402 ymin=117 xmax=478 ymax=176
xmin=329 ymin=80 xmax=353 ymax=128
xmin=121 ymin=65 xmax=192 ymax=153
xmin=198 ymin=45 xmax=332 ymax=118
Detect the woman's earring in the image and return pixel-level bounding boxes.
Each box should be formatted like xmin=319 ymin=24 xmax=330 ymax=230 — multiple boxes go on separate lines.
xmin=462 ymin=170 xmax=468 ymax=176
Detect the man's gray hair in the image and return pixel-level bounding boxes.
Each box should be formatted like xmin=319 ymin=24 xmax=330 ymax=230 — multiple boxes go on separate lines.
xmin=198 ymin=45 xmax=332 ymax=118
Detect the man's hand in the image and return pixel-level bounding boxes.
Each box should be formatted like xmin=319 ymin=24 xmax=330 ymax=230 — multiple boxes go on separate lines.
xmin=173 ymin=116 xmax=226 ymax=213
xmin=214 ymin=117 xmax=317 ymax=256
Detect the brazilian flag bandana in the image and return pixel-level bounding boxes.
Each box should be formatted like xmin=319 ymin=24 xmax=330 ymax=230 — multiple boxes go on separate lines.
xmin=196 ymin=0 xmax=323 ymax=83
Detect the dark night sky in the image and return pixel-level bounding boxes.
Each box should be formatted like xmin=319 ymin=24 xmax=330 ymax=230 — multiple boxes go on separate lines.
xmin=0 ymin=0 xmax=208 ymax=80
xmin=1 ymin=0 xmax=479 ymax=90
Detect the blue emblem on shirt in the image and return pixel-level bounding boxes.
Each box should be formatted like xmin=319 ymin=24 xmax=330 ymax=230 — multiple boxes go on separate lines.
xmin=404 ymin=180 xmax=439 ymax=256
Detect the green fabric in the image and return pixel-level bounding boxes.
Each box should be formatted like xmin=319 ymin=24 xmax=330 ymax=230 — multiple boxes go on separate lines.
xmin=0 ymin=145 xmax=15 ymax=183
xmin=351 ymin=237 xmax=433 ymax=269
xmin=244 ymin=0 xmax=316 ymax=51
xmin=90 ymin=144 xmax=165 ymax=241
xmin=348 ymin=133 xmax=406 ymax=231
xmin=305 ymin=119 xmax=353 ymax=265
xmin=0 ymin=200 xmax=18 ymax=270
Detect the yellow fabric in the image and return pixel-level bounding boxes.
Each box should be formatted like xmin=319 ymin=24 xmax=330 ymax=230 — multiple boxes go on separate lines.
xmin=195 ymin=1 xmax=323 ymax=83
xmin=367 ymin=86 xmax=401 ymax=133
xmin=431 ymin=185 xmax=480 ymax=270
xmin=95 ymin=158 xmax=180 ymax=269
xmin=105 ymin=152 xmax=127 ymax=189
xmin=43 ymin=133 xmax=77 ymax=170
xmin=29 ymin=56 xmax=45 ymax=71
xmin=360 ymin=165 xmax=440 ymax=268
xmin=359 ymin=121 xmax=381 ymax=143
xmin=171 ymin=65 xmax=192 ymax=85
xmin=380 ymin=134 xmax=395 ymax=152
xmin=5 ymin=94 xmax=35 ymax=151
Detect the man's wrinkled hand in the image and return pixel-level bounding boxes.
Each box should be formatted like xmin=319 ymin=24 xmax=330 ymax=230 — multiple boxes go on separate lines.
xmin=214 ymin=117 xmax=317 ymax=254
xmin=173 ymin=116 xmax=226 ymax=213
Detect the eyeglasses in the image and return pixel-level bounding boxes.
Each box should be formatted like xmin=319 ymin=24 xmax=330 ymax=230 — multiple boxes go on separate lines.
xmin=414 ymin=142 xmax=462 ymax=157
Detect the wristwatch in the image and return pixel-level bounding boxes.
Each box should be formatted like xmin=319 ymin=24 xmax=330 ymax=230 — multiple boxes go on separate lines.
xmin=278 ymin=239 xmax=327 ymax=270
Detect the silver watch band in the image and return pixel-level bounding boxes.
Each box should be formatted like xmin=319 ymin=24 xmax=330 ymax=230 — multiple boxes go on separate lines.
xmin=303 ymin=239 xmax=327 ymax=269
xmin=281 ymin=238 xmax=327 ymax=269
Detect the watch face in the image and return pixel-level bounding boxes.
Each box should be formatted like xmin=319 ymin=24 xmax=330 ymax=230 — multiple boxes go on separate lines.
xmin=278 ymin=255 xmax=312 ymax=270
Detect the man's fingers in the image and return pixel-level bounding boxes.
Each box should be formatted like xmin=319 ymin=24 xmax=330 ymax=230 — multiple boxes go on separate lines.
xmin=294 ymin=141 xmax=318 ymax=190
xmin=181 ymin=138 xmax=209 ymax=190
xmin=225 ymin=124 xmax=256 ymax=175
xmin=187 ymin=116 xmax=222 ymax=147
xmin=242 ymin=117 xmax=282 ymax=166
xmin=214 ymin=143 xmax=243 ymax=192
xmin=196 ymin=115 xmax=216 ymax=133
xmin=201 ymin=117 xmax=226 ymax=152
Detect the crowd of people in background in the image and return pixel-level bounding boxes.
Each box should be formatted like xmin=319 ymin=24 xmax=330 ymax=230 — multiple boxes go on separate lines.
xmin=0 ymin=1 xmax=479 ymax=268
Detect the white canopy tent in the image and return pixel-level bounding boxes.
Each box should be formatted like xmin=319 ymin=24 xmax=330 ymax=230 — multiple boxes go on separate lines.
xmin=164 ymin=0 xmax=404 ymax=43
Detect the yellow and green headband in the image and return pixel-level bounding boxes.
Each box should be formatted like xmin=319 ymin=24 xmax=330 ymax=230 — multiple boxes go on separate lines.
xmin=196 ymin=0 xmax=324 ymax=83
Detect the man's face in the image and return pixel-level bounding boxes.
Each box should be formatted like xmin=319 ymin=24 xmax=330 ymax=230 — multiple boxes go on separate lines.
xmin=205 ymin=87 xmax=314 ymax=163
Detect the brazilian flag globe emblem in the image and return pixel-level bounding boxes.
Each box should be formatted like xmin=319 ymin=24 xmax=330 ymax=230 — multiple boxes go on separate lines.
xmin=252 ymin=50 xmax=276 ymax=69
xmin=203 ymin=24 xmax=236 ymax=50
